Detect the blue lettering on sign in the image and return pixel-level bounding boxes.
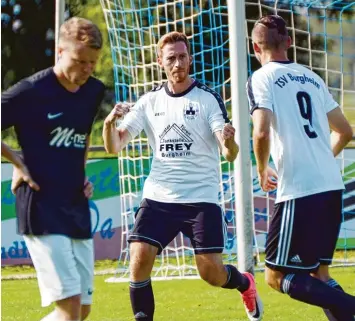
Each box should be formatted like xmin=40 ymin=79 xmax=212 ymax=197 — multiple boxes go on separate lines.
xmin=100 ymin=218 xmax=115 ymax=239
xmin=2 ymin=184 xmax=15 ymax=205
xmin=90 ymin=200 xmax=115 ymax=239
xmin=1 ymin=241 xmax=30 ymax=259
xmin=255 ymin=208 xmax=268 ymax=223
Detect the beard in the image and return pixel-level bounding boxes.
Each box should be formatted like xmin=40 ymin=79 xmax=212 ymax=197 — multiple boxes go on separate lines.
xmin=171 ymin=69 xmax=188 ymax=83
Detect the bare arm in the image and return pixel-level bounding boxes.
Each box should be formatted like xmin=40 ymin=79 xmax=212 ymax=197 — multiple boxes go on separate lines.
xmin=102 ymin=103 xmax=133 ymax=154
xmin=85 ymin=135 xmax=91 ymax=165
xmin=251 ymin=108 xmax=272 ymax=172
xmin=214 ymin=124 xmax=239 ymax=162
xmin=103 ymin=121 xmax=132 ymax=154
xmin=1 ymin=142 xmax=25 ymax=169
xmin=327 ymin=107 xmax=353 ymax=157
xmin=2 ymin=142 xmax=40 ymax=192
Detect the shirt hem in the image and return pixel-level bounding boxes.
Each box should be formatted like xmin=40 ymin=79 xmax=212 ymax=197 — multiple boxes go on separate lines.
xmin=143 ymin=195 xmax=220 ymax=205
xmin=276 ymin=185 xmax=344 ymax=203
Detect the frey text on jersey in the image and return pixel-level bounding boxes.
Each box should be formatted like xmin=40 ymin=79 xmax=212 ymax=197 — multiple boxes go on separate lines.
xmin=158 ymin=123 xmax=193 ymax=158
xmin=49 ymin=126 xmax=87 ymax=149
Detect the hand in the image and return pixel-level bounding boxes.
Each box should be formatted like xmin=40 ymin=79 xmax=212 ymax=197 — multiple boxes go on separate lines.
xmin=257 ymin=166 xmax=278 ymax=192
xmin=105 ymin=102 xmax=133 ymax=125
xmin=84 ymin=177 xmax=94 ymax=199
xmin=222 ymin=123 xmax=236 ymax=141
xmin=11 ymin=165 xmax=40 ymax=195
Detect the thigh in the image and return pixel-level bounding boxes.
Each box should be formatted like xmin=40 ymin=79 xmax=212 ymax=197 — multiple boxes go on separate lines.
xmin=318 ymin=190 xmax=343 ymax=265
xmin=23 ymin=234 xmax=81 ymax=307
xmin=265 ymin=196 xmax=322 ymax=274
xmin=128 ymin=199 xmax=182 ymax=255
xmin=72 ymin=239 xmax=94 ymax=305
xmin=182 ymin=203 xmax=225 ymax=254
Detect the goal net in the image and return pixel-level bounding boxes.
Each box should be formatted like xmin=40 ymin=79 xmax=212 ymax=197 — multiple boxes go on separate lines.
xmin=99 ymin=0 xmax=355 ymax=280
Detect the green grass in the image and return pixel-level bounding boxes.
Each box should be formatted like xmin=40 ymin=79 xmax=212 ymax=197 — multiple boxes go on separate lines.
xmin=2 ymin=268 xmax=355 ymax=321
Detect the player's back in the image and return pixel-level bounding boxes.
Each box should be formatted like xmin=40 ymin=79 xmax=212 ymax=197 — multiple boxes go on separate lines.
xmin=249 ymin=61 xmax=344 ymax=202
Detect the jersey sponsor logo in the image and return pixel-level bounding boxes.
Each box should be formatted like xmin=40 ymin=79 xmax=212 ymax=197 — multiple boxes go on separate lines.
xmin=155 ymin=112 xmax=165 ymax=116
xmin=183 ymin=102 xmax=199 ymax=120
xmin=49 ymin=126 xmax=87 ymax=148
xmin=47 ymin=112 xmax=64 ymax=119
xmin=159 ymin=123 xmax=193 ymax=158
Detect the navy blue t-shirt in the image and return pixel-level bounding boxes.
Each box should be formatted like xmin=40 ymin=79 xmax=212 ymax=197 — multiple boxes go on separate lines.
xmin=1 ymin=67 xmax=105 ymax=239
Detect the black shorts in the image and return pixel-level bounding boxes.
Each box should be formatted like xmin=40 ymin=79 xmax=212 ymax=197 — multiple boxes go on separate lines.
xmin=265 ymin=190 xmax=343 ymax=274
xmin=128 ymin=198 xmax=226 ymax=255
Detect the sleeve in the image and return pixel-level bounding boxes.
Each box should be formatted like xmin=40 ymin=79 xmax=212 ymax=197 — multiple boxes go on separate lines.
xmin=88 ymin=82 xmax=106 ymax=135
xmin=246 ymin=71 xmax=274 ymax=115
xmin=208 ymin=91 xmax=230 ymax=133
xmin=118 ymin=96 xmax=146 ymax=139
xmin=1 ymin=80 xmax=32 ymax=130
xmin=321 ymin=80 xmax=339 ymax=113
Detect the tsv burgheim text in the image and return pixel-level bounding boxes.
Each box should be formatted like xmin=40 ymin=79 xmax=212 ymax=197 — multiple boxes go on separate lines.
xmin=274 ymin=73 xmax=320 ymax=89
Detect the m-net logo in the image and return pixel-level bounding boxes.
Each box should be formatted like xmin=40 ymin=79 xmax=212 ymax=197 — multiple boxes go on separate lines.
xmin=158 ymin=123 xmax=193 ymax=158
xmin=49 ymin=126 xmax=87 ymax=149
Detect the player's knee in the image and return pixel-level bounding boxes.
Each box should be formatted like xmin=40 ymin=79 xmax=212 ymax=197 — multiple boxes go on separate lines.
xmin=81 ymin=305 xmax=91 ymax=320
xmin=265 ymin=267 xmax=283 ymax=292
xmin=129 ymin=242 xmax=157 ymax=280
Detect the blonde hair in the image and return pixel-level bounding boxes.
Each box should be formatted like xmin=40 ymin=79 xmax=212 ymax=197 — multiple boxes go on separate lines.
xmin=59 ymin=17 xmax=102 ymax=49
xmin=157 ymin=31 xmax=190 ymax=57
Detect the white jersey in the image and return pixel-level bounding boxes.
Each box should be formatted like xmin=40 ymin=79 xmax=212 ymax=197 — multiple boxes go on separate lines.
xmin=119 ymin=80 xmax=228 ymax=204
xmin=247 ymin=61 xmax=344 ymax=203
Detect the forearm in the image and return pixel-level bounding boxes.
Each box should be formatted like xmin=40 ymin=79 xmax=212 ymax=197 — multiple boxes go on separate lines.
xmin=1 ymin=142 xmax=25 ymax=169
xmin=84 ymin=136 xmax=90 ymax=165
xmin=253 ymin=133 xmax=270 ymax=171
xmin=331 ymin=131 xmax=353 ymax=157
xmin=222 ymin=139 xmax=239 ymax=162
xmin=102 ymin=120 xmax=123 ymax=154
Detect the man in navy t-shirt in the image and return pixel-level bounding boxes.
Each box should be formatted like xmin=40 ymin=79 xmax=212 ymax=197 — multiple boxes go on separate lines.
xmin=1 ymin=17 xmax=105 ymax=321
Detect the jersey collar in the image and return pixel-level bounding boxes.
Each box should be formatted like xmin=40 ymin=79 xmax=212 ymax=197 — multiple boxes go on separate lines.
xmin=164 ymin=79 xmax=198 ymax=97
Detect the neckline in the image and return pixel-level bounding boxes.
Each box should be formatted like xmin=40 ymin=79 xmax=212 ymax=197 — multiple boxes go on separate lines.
xmin=164 ymin=79 xmax=197 ymax=97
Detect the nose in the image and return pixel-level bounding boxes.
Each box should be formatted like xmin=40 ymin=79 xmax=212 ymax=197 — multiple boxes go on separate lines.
xmin=174 ymin=58 xmax=182 ymax=68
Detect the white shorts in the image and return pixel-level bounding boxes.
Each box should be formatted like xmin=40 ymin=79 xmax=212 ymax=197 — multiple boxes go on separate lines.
xmin=23 ymin=234 xmax=94 ymax=307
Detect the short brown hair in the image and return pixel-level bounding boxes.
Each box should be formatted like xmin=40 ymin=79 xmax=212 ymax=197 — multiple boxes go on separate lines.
xmin=252 ymin=15 xmax=288 ymax=50
xmin=157 ymin=31 xmax=190 ymax=57
xmin=59 ymin=17 xmax=103 ymax=49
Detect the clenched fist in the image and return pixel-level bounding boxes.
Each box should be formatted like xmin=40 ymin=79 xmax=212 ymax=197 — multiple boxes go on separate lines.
xmin=104 ymin=102 xmax=133 ymax=125
xmin=222 ymin=123 xmax=236 ymax=140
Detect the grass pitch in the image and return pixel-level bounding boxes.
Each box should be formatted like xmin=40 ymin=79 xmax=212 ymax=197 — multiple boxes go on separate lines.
xmin=2 ymin=267 xmax=355 ymax=321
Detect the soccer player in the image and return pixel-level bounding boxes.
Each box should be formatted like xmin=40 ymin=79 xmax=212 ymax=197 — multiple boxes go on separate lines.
xmin=248 ymin=15 xmax=355 ymax=320
xmin=103 ymin=31 xmax=263 ymax=321
xmin=1 ymin=17 xmax=105 ymax=321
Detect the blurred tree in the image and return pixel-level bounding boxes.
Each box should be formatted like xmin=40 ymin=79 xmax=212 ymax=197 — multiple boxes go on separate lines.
xmin=1 ymin=0 xmax=55 ymax=89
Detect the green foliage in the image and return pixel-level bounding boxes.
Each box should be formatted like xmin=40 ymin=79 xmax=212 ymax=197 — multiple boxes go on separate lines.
xmin=69 ymin=0 xmax=114 ymax=90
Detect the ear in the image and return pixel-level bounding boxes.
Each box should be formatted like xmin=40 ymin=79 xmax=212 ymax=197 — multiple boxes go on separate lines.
xmin=253 ymin=42 xmax=261 ymax=54
xmin=57 ymin=46 xmax=63 ymax=60
xmin=286 ymin=36 xmax=292 ymax=49
xmin=157 ymin=55 xmax=163 ymax=67
xmin=189 ymin=55 xmax=193 ymax=65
